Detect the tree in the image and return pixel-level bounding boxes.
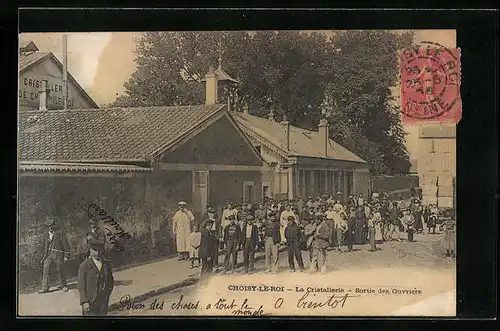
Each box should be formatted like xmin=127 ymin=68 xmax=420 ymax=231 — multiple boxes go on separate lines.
xmin=323 ymin=30 xmax=414 ymax=174
xmin=114 ymin=30 xmax=413 ymax=174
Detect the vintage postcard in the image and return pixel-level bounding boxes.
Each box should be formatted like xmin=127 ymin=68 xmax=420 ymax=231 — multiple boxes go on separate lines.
xmin=17 ymin=29 xmax=457 ymax=317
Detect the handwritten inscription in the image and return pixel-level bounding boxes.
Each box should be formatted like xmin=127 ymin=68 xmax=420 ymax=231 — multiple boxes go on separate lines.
xmin=78 ymin=202 xmax=131 ymax=251
xmin=296 ymin=291 xmax=358 ymax=309
xmin=114 ymin=286 xmax=421 ymax=315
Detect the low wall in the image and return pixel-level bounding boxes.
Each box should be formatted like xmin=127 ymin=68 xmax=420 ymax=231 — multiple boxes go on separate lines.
xmin=370 ymin=175 xmax=420 ymax=199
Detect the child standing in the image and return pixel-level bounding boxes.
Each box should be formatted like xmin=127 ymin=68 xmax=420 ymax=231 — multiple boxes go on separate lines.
xmin=189 ymin=224 xmax=201 ymax=268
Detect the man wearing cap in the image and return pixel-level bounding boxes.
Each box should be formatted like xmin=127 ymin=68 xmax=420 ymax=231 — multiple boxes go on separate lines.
xmin=280 ymin=204 xmax=297 ymax=244
xmin=241 ymin=215 xmax=259 ymax=273
xmin=284 ymin=215 xmax=304 ymax=272
xmin=78 ymin=238 xmax=114 ymax=316
xmin=39 ymin=219 xmax=70 ymax=294
xmin=222 ymin=214 xmax=241 ymax=274
xmin=309 ymin=213 xmax=331 ymax=273
xmin=173 ymin=201 xmax=195 ymax=261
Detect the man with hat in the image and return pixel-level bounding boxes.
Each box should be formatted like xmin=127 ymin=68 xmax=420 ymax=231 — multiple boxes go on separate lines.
xmin=172 ymin=201 xmax=195 ymax=261
xmin=241 ymin=215 xmax=259 ymax=274
xmin=222 ymin=214 xmax=241 ymax=274
xmin=78 ymin=238 xmax=114 ymax=316
xmin=309 ymin=212 xmax=331 ymax=273
xmin=39 ymin=218 xmax=70 ymax=294
xmin=86 ymin=219 xmax=106 ymax=258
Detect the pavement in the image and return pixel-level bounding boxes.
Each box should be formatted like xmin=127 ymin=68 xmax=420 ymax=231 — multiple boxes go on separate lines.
xmin=108 ymin=231 xmax=456 ymax=317
xmin=18 ymin=246 xmax=284 ymax=316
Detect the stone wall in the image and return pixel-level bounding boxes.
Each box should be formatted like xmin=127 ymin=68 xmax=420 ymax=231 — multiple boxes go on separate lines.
xmin=17 ymin=170 xmax=191 ymax=291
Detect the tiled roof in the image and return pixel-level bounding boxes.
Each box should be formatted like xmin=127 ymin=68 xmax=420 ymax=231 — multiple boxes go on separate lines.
xmin=19 ymin=105 xmax=225 ymax=163
xmin=234 ymin=113 xmax=367 ymax=163
xmin=19 ymin=52 xmax=50 ymax=72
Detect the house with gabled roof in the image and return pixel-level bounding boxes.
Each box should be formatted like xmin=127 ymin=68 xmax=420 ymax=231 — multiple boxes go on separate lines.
xmin=18 ymin=40 xmax=98 ymax=111
xmin=233 ymin=108 xmax=370 ymax=200
xmin=18 ymin=78 xmax=266 ymax=276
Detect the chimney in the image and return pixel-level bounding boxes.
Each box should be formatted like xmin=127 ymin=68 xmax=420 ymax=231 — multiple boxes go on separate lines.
xmin=319 ymin=118 xmax=329 ymax=157
xmin=38 ymin=80 xmax=50 ymax=111
xmin=62 ymin=34 xmax=68 ymax=110
xmin=281 ymin=115 xmax=290 ymax=151
xmin=204 ymin=66 xmax=218 ymax=105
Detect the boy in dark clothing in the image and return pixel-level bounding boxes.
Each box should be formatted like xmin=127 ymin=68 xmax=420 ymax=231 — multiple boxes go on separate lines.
xmin=199 ymin=220 xmax=218 ymax=276
xmin=284 ymin=216 xmax=305 ymax=272
xmin=222 ymin=214 xmax=241 ymax=274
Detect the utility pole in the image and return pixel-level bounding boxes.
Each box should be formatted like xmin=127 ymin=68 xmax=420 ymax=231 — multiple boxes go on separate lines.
xmin=63 ymin=34 xmax=68 ymax=110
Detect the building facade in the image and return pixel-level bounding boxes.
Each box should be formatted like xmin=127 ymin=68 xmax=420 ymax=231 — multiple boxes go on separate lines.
xmin=18 ymin=41 xmax=98 ymax=111
xmin=417 ymin=124 xmax=456 ymax=208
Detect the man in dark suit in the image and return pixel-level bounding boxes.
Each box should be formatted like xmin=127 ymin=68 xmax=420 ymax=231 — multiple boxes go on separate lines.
xmin=39 ymin=219 xmax=70 ymax=294
xmin=241 ymin=215 xmax=259 ymax=274
xmin=78 ymin=238 xmax=114 ymax=316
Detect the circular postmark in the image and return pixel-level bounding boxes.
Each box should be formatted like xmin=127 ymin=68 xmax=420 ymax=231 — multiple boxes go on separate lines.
xmin=399 ymin=41 xmax=461 ymax=121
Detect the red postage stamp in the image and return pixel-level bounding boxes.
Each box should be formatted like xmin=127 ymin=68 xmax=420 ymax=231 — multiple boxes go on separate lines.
xmin=399 ymin=42 xmax=462 ymax=124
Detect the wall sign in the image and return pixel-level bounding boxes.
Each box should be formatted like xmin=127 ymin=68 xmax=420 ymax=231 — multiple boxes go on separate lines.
xmin=19 ymin=74 xmax=76 ymax=109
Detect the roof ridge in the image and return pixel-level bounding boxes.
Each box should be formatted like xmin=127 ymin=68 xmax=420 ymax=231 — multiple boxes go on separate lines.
xmin=19 ymin=104 xmax=224 ymax=114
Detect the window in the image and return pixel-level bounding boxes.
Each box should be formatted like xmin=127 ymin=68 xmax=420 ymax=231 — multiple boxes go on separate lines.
xmin=429 ymin=139 xmax=436 ymax=153
xmin=347 ymin=172 xmax=353 ymax=195
xmin=243 ymin=181 xmax=254 ymax=204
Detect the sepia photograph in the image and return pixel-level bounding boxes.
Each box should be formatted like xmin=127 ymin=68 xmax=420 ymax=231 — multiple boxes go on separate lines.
xmin=17 ymin=29 xmax=458 ymax=317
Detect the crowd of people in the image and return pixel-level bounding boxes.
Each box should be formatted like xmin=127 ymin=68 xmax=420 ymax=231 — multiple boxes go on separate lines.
xmin=173 ymin=191 xmax=456 ymax=277
xmin=35 ymin=190 xmax=455 ymax=316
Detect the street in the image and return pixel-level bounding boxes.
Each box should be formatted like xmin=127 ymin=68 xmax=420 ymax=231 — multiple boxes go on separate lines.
xmin=110 ymin=230 xmax=456 ymax=316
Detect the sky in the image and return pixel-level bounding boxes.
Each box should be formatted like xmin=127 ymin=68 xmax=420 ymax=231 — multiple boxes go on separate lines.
xmin=19 ymin=30 xmax=456 ymax=161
